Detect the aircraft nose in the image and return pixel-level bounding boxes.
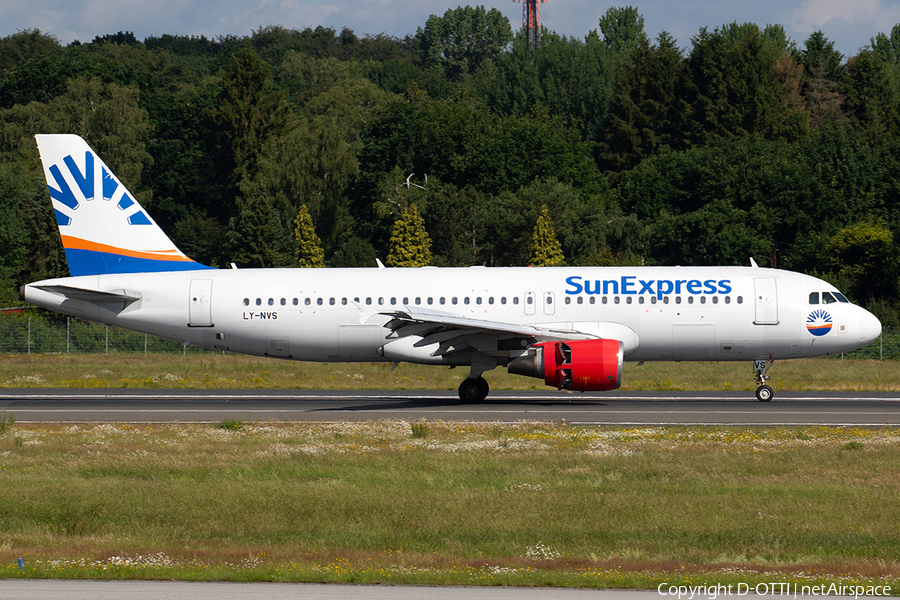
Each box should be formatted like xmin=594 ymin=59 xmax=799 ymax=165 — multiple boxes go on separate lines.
xmin=859 ymin=310 xmax=882 ymax=346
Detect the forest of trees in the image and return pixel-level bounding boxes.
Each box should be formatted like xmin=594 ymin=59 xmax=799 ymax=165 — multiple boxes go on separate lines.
xmin=1 ymin=7 xmax=900 ymax=325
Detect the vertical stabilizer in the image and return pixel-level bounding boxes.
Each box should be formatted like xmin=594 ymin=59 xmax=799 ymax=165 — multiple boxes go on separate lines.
xmin=35 ymin=134 xmax=212 ymax=276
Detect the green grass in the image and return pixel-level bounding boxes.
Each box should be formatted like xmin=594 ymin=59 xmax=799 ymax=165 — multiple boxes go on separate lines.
xmin=0 ymin=421 xmax=899 ymax=590
xmin=1 ymin=353 xmax=899 ymax=391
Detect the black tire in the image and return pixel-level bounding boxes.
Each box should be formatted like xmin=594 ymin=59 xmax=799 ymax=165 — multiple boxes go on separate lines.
xmin=756 ymin=384 xmax=773 ymax=402
xmin=458 ymin=377 xmax=489 ymax=403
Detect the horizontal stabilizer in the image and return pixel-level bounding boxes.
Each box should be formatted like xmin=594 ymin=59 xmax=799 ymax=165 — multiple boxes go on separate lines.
xmin=34 ymin=284 xmax=142 ymax=304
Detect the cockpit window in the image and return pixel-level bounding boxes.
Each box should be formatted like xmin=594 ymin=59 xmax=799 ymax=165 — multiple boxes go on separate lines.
xmin=809 ymin=292 xmax=819 ymax=304
xmin=834 ymin=292 xmax=850 ymax=303
xmin=822 ymin=292 xmax=837 ymax=304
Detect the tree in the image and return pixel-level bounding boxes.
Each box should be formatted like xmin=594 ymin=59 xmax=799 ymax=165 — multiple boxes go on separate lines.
xmin=294 ymin=204 xmax=325 ymax=267
xmin=212 ymin=47 xmax=291 ymax=186
xmin=386 ymin=204 xmax=432 ymax=267
xmin=599 ymin=6 xmax=647 ymax=55
xmin=598 ymin=31 xmax=684 ymax=175
xmin=529 ymin=205 xmax=565 ymax=266
xmin=824 ymin=220 xmax=898 ymax=301
xmin=417 ymin=5 xmax=513 ymax=81
xmin=800 ymin=30 xmax=843 ymax=81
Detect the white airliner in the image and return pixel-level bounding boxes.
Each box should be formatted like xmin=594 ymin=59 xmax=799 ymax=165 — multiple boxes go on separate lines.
xmin=21 ymin=134 xmax=882 ymax=402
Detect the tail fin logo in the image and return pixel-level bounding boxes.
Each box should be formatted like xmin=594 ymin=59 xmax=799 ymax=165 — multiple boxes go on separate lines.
xmin=49 ymin=150 xmax=153 ymax=230
xmin=36 ymin=134 xmax=212 ymax=276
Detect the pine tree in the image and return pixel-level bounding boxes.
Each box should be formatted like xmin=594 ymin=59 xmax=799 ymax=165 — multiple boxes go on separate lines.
xmin=529 ymin=205 xmax=565 ymax=266
xmin=386 ymin=204 xmax=433 ymax=267
xmin=294 ymin=204 xmax=325 ymax=268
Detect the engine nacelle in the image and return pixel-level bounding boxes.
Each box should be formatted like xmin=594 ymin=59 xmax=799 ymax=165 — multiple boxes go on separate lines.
xmin=508 ymin=339 xmax=624 ymax=391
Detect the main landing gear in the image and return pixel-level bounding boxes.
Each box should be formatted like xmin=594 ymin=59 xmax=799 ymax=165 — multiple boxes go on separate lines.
xmin=753 ymin=359 xmax=774 ymax=402
xmin=458 ymin=376 xmax=489 ymax=403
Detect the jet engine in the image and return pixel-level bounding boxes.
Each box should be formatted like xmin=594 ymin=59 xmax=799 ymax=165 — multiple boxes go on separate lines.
xmin=508 ymin=339 xmax=624 ymax=391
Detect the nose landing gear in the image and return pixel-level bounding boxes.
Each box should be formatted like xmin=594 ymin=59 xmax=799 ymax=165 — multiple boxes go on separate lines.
xmin=753 ymin=359 xmax=774 ymax=402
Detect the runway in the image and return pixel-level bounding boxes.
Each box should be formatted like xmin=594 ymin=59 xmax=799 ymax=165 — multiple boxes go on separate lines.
xmin=1 ymin=389 xmax=899 ymax=425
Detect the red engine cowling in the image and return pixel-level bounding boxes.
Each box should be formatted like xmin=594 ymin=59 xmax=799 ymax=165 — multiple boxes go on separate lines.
xmin=508 ymin=339 xmax=624 ymax=391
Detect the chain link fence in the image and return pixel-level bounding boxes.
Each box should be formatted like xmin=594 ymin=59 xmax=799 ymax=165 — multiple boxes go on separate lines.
xmin=1 ymin=313 xmax=898 ymax=359
xmin=0 ymin=315 xmax=218 ymax=355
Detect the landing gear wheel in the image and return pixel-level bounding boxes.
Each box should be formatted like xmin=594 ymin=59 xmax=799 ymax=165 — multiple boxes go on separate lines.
xmin=752 ymin=359 xmax=774 ymax=402
xmin=458 ymin=377 xmax=489 ymax=403
xmin=756 ymin=384 xmax=773 ymax=402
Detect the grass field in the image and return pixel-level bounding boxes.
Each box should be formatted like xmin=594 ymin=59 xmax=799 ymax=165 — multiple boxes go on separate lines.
xmin=0 ymin=420 xmax=899 ymax=591
xmin=1 ymin=354 xmax=898 ymax=590
xmin=1 ymin=353 xmax=898 ymax=392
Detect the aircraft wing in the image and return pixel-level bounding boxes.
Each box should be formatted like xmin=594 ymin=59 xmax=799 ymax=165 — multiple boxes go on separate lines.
xmin=380 ymin=306 xmax=595 ymax=357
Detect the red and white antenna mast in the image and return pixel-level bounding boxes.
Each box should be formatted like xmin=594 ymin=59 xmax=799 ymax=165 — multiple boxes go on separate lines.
xmin=513 ymin=0 xmax=546 ymax=52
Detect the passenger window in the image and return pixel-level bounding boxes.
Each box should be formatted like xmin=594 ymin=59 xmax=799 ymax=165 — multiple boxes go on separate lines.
xmin=415 ymin=297 xmax=421 ymax=305
xmin=268 ymin=298 xmax=274 ymax=306
xmin=305 ymin=298 xmax=311 ymax=306
xmin=243 ymin=298 xmax=249 ymax=306
xmin=317 ymin=298 xmax=323 ymax=306
xmin=687 ymin=296 xmax=694 ymax=304
xmin=440 ymin=297 xmax=446 ymax=305
xmin=822 ymin=292 xmax=837 ymax=304
xmin=614 ymin=296 xmax=621 ymax=304
xmin=578 ymin=297 xmax=584 ymax=305
xmin=488 ymin=297 xmax=493 ymax=305
xmin=378 ymin=298 xmax=384 ymax=305
xmin=526 ymin=296 xmax=533 ymax=305
xmin=280 ymin=298 xmax=286 ymax=306
xmin=329 ymin=298 xmax=335 ymax=306
xmin=700 ymin=297 xmax=706 ymax=304
xmin=651 ymin=297 xmax=657 ymax=305
xmin=589 ymin=297 xmax=595 ymax=304
xmin=638 ymin=297 xmax=644 ymax=305
xmin=675 ymin=297 xmax=682 ymax=304
xmin=662 ymin=296 xmax=669 ymax=304
xmin=513 ymin=297 xmax=519 ymax=305
xmin=602 ymin=297 xmax=608 ymax=305
xmin=292 ymin=298 xmax=299 ymax=306
xmin=712 ymin=297 xmax=719 ymax=304
xmin=477 ymin=297 xmax=482 ymax=305
xmin=342 ymin=298 xmax=348 ymax=305
xmin=256 ymin=298 xmax=262 ymax=306
xmin=464 ymin=297 xmax=470 ymax=305
xmin=725 ymin=296 xmax=731 ymax=304
xmin=626 ymin=297 xmax=632 ymax=304
xmin=366 ymin=298 xmax=372 ymax=305
xmin=428 ymin=298 xmax=433 ymax=305
xmin=737 ymin=296 xmax=743 ymax=304
xmin=452 ymin=297 xmax=458 ymax=305
xmin=500 ymin=297 xmax=506 ymax=305
xmin=390 ymin=297 xmax=397 ymax=305
xmin=809 ymin=292 xmax=819 ymax=304
xmin=565 ymin=297 xmax=572 ymax=305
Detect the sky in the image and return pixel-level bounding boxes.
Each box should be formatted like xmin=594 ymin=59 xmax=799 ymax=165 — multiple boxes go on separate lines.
xmin=3 ymin=0 xmax=900 ymax=59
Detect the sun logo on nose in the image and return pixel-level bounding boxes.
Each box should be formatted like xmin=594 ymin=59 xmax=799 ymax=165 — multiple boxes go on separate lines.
xmin=806 ymin=309 xmax=833 ymax=336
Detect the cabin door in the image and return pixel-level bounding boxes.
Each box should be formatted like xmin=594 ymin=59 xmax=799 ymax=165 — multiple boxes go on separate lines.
xmin=753 ymin=277 xmax=778 ymax=325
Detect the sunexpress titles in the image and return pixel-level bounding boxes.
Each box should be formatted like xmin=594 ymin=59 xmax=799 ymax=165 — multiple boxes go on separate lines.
xmin=565 ymin=275 xmax=733 ymax=296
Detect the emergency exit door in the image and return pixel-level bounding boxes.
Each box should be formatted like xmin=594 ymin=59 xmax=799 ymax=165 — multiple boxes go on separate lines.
xmin=189 ymin=279 xmax=213 ymax=327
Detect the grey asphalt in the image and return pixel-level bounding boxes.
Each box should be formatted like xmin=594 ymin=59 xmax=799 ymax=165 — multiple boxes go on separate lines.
xmin=1 ymin=389 xmax=899 ymax=425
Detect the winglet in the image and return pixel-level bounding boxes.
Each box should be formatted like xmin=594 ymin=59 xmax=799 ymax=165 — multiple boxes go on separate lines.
xmin=34 ymin=134 xmax=213 ymax=276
